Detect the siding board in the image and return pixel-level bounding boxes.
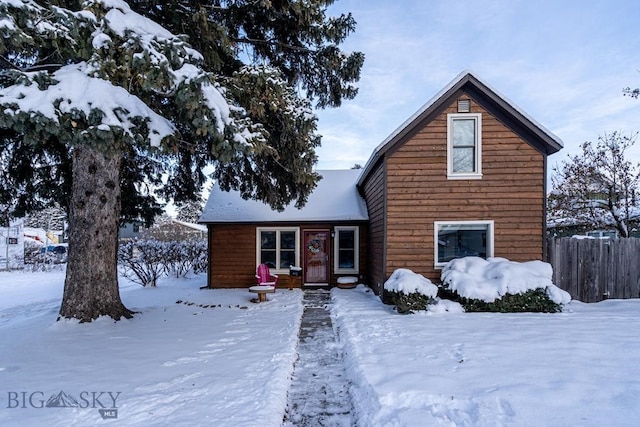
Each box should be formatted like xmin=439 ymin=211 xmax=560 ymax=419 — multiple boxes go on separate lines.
xmin=360 ymin=159 xmax=386 ymax=294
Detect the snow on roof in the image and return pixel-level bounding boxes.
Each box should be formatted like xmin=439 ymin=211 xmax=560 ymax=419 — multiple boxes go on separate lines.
xmin=199 ymin=169 xmax=369 ymax=223
xmin=171 ymin=219 xmax=207 ymax=232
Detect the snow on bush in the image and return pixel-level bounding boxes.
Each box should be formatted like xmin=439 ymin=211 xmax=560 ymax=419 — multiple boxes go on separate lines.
xmin=441 ymin=257 xmax=571 ymax=305
xmin=383 ymin=269 xmax=439 ymax=314
xmin=384 ymin=268 xmax=438 ymax=298
xmin=118 ymin=239 xmax=208 ymax=287
xmin=118 ymin=239 xmax=167 ymax=287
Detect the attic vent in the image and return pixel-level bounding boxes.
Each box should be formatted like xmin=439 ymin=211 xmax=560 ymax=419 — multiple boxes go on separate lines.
xmin=457 ymin=99 xmax=471 ymax=113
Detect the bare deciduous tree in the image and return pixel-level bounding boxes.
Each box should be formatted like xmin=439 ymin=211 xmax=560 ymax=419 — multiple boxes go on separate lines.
xmin=549 ymin=132 xmax=640 ymax=237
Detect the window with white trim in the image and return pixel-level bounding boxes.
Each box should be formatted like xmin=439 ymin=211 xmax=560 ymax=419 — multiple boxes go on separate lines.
xmin=434 ymin=221 xmax=494 ymax=268
xmin=256 ymin=227 xmax=300 ymax=273
xmin=333 ymin=226 xmax=359 ymax=274
xmin=447 ymin=113 xmax=482 ymax=179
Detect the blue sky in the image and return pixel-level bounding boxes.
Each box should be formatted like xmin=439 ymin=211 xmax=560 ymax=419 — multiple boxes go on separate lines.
xmin=314 ymin=0 xmax=640 ymax=172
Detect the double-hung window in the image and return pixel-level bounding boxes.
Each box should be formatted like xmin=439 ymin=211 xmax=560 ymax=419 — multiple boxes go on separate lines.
xmin=256 ymin=227 xmax=299 ymax=273
xmin=434 ymin=221 xmax=494 ymax=268
xmin=333 ymin=226 xmax=359 ymax=274
xmin=447 ymin=113 xmax=482 ymax=179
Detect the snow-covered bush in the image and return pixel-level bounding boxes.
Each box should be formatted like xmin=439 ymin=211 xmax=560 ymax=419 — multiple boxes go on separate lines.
xmin=118 ymin=239 xmax=208 ymax=286
xmin=440 ymin=257 xmax=571 ymax=313
xmin=118 ymin=240 xmax=168 ymax=287
xmin=164 ymin=240 xmax=208 ymax=278
xmin=383 ymin=268 xmax=438 ymax=314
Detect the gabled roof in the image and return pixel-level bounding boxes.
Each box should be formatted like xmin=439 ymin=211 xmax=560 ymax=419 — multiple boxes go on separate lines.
xmin=199 ymin=169 xmax=368 ymax=223
xmin=358 ymin=70 xmax=564 ymax=187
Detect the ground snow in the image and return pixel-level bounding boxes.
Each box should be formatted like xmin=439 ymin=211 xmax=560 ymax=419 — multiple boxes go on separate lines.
xmin=332 ymin=285 xmax=640 ymax=426
xmin=1 ymin=269 xmax=639 ymax=426
xmin=0 ymin=271 xmax=302 ymax=426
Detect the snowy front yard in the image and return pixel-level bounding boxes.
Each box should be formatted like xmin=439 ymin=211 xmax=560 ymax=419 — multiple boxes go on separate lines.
xmin=333 ymin=286 xmax=640 ymax=426
xmin=0 ymin=271 xmax=302 ymax=426
xmin=1 ymin=270 xmax=639 ymax=426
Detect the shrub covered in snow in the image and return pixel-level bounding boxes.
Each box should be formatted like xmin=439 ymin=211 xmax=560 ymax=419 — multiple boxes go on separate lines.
xmin=164 ymin=239 xmax=208 ymax=278
xmin=118 ymin=239 xmax=208 ymax=287
xmin=440 ymin=257 xmax=571 ymax=313
xmin=118 ymin=239 xmax=168 ymax=287
xmin=383 ymin=268 xmax=439 ymax=314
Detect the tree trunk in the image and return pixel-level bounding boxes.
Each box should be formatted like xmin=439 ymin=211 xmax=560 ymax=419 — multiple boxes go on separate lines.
xmin=59 ymin=145 xmax=133 ymax=322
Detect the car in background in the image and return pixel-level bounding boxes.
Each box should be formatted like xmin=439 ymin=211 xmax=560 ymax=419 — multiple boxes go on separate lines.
xmin=40 ymin=244 xmax=68 ymax=263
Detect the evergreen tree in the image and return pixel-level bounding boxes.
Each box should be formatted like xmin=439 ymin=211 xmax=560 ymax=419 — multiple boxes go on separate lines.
xmin=0 ymin=0 xmax=362 ymax=321
xmin=127 ymin=0 xmax=364 ymax=209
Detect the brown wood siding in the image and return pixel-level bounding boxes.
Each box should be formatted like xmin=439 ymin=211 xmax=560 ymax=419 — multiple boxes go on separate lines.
xmin=209 ymin=224 xmax=257 ymax=288
xmin=208 ymin=222 xmax=367 ymax=289
xmin=385 ymin=94 xmax=545 ymax=282
xmin=359 ymin=159 xmax=386 ymax=294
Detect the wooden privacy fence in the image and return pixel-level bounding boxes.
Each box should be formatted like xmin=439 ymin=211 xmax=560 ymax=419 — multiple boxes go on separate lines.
xmin=546 ymin=237 xmax=640 ymax=302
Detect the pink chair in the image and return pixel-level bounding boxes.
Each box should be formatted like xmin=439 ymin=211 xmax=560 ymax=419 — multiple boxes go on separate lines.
xmin=256 ymin=264 xmax=278 ymax=291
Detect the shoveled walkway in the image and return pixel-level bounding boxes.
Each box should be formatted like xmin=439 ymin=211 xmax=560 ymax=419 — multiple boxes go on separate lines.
xmin=284 ymin=290 xmax=355 ymax=426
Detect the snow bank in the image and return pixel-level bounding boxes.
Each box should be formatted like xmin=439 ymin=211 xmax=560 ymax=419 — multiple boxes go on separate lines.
xmin=383 ymin=268 xmax=438 ymax=298
xmin=441 ymin=257 xmax=571 ymax=304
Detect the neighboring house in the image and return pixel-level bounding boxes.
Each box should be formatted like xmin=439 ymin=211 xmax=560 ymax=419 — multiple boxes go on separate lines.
xmin=120 ymin=219 xmax=207 ymax=241
xmin=200 ymin=71 xmax=563 ymax=292
xmin=143 ymin=219 xmax=207 ymax=241
xmin=547 ymin=217 xmax=640 ymax=238
xmin=24 ymin=226 xmax=63 ymax=244
xmin=171 ymin=219 xmax=207 ymax=239
xmin=119 ymin=221 xmax=142 ymax=241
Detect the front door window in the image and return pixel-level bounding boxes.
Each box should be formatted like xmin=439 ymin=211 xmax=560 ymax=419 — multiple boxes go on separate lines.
xmin=304 ymin=230 xmax=329 ymax=283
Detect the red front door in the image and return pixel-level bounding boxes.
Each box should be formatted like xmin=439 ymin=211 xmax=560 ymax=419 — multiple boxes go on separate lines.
xmin=303 ymin=230 xmax=330 ymax=284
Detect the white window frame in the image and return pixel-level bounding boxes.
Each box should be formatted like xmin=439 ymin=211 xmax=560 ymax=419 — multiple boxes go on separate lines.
xmin=333 ymin=226 xmax=359 ymax=274
xmin=256 ymin=227 xmax=300 ymax=274
xmin=447 ymin=113 xmax=483 ymax=179
xmin=434 ymin=220 xmax=494 ymax=269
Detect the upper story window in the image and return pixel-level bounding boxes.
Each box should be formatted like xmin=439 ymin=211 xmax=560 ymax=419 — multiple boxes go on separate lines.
xmin=256 ymin=227 xmax=300 ymax=273
xmin=333 ymin=226 xmax=359 ymax=274
xmin=447 ymin=113 xmax=482 ymax=179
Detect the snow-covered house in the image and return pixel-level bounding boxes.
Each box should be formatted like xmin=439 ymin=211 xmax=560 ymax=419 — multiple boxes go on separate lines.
xmin=200 ymin=169 xmax=368 ymax=287
xmin=200 ymin=71 xmax=563 ymax=291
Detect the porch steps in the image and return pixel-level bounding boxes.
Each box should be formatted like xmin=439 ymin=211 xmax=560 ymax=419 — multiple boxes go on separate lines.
xmin=301 ymin=283 xmax=331 ymax=291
